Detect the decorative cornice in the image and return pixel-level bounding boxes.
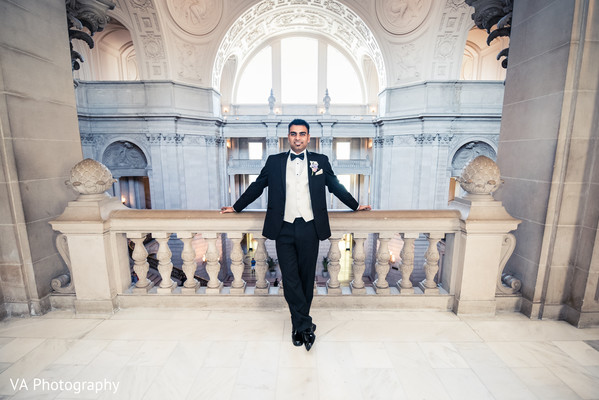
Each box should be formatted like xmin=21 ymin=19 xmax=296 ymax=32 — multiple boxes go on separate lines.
xmin=145 ymin=133 xmax=183 ymax=144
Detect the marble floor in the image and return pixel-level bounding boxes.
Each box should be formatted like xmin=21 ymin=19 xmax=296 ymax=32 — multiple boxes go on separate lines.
xmin=0 ymin=308 xmax=598 ymax=400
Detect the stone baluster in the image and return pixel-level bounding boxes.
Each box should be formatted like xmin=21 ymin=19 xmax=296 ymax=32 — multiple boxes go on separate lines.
xmin=397 ymin=233 xmax=418 ymax=294
xmin=131 ymin=234 xmax=152 ymax=291
xmin=253 ymin=237 xmax=269 ymax=294
xmin=204 ymin=233 xmax=223 ymax=294
xmin=130 ymin=234 xmax=154 ymax=293
xmin=278 ymin=274 xmax=284 ymax=295
xmin=350 ymin=235 xmax=367 ymax=294
xmin=229 ymin=233 xmax=246 ymax=294
xmin=154 ymin=233 xmax=177 ymax=294
xmin=179 ymin=232 xmax=199 ymax=294
xmin=418 ymin=233 xmax=443 ymax=294
xmin=326 ymin=235 xmax=342 ymax=294
xmin=374 ymin=234 xmax=392 ymax=294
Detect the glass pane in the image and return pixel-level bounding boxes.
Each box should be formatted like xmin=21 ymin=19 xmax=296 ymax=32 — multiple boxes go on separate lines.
xmin=281 ymin=37 xmax=317 ymax=103
xmin=327 ymin=45 xmax=362 ymax=104
xmin=248 ymin=142 xmax=263 ymax=160
xmin=236 ymin=46 xmax=272 ymax=104
xmin=336 ymin=142 xmax=351 ymax=160
xmin=338 ymin=175 xmax=351 ymax=191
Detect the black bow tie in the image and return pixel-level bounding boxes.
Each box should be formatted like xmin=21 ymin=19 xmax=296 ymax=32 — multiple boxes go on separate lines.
xmin=290 ymin=153 xmax=304 ymax=161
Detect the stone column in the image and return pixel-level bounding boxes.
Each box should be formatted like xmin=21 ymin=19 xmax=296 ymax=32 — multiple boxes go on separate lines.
xmin=264 ymin=122 xmax=281 ymax=156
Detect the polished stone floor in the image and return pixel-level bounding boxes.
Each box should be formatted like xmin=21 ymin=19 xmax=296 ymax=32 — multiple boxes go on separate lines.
xmin=0 ymin=308 xmax=598 ymax=399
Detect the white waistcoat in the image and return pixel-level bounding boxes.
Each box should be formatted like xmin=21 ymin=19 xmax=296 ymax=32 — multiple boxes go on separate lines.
xmin=284 ymin=152 xmax=314 ymax=223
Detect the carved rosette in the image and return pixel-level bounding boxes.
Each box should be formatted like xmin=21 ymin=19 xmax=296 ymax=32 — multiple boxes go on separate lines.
xmin=376 ymin=0 xmax=432 ymax=35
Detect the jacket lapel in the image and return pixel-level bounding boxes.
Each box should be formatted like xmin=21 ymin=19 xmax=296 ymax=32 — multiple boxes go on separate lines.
xmin=280 ymin=151 xmax=288 ymax=189
xmin=307 ymin=151 xmax=315 ymax=190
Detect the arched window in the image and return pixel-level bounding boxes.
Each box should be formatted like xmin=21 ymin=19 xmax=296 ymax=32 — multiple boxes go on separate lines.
xmin=281 ymin=37 xmax=318 ymax=103
xmin=236 ymin=46 xmax=272 ymax=104
xmin=234 ymin=36 xmax=365 ymax=105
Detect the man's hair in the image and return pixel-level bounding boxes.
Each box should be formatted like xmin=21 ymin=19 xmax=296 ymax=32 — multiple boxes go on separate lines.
xmin=288 ymin=118 xmax=310 ymax=133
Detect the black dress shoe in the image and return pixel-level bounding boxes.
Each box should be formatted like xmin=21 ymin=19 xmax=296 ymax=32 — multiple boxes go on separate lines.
xmin=291 ymin=330 xmax=303 ymax=346
xmin=302 ymin=329 xmax=316 ymax=351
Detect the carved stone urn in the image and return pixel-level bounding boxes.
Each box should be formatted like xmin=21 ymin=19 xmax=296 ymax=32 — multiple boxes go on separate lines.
xmin=66 ymin=158 xmax=116 ymax=197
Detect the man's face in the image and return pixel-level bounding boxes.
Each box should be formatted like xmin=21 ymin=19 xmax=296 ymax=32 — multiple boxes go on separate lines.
xmin=288 ymin=124 xmax=310 ymax=153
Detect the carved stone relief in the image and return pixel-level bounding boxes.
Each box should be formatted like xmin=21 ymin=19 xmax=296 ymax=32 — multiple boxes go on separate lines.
xmin=123 ymin=0 xmax=167 ymax=78
xmin=129 ymin=0 xmax=153 ymax=12
xmin=166 ymin=0 xmax=222 ymax=36
xmin=142 ymin=33 xmax=165 ymax=59
xmin=431 ymin=1 xmax=471 ymax=79
xmin=175 ymin=40 xmax=203 ymax=82
xmin=394 ymin=43 xmax=421 ymax=82
xmin=376 ymin=0 xmax=433 ymax=35
xmin=103 ymin=141 xmax=148 ymax=169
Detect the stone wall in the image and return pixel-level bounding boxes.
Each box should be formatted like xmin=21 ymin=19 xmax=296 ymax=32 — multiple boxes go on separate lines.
xmin=496 ymin=0 xmax=599 ymax=326
xmin=0 ymin=0 xmax=82 ymax=316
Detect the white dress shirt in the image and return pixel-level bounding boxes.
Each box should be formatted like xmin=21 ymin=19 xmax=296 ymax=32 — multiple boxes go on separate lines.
xmin=284 ymin=150 xmax=314 ymax=223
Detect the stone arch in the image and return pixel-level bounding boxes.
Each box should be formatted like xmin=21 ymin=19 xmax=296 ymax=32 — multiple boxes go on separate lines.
xmin=212 ymin=0 xmax=386 ymax=91
xmin=450 ymin=140 xmax=497 ymax=176
xmin=102 ymin=140 xmax=148 ymax=176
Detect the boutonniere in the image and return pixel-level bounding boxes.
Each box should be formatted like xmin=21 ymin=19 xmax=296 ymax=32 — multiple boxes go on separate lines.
xmin=310 ymin=161 xmax=319 ymax=175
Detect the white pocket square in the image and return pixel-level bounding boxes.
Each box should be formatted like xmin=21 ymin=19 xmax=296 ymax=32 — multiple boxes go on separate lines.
xmin=315 ymin=169 xmax=323 ymax=175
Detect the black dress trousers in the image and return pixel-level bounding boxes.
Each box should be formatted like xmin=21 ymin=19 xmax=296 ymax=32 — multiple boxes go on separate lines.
xmin=275 ymin=217 xmax=320 ymax=333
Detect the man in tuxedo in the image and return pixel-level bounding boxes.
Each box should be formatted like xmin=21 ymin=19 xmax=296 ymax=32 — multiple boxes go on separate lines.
xmin=221 ymin=119 xmax=371 ymax=351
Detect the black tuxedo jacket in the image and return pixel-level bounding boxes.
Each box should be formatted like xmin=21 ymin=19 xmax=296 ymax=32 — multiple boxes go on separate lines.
xmin=233 ymin=151 xmax=359 ymax=240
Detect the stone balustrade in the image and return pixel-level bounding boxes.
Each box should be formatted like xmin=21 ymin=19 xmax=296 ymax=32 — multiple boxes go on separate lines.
xmin=49 ymin=158 xmax=522 ymax=316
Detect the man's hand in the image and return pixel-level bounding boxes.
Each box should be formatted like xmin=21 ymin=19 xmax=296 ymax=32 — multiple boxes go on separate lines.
xmin=356 ymin=205 xmax=372 ymax=211
xmin=220 ymin=206 xmax=235 ymax=214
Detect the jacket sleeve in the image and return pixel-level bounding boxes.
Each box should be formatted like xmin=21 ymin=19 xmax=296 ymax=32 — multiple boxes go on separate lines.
xmin=232 ymin=156 xmax=271 ymax=212
xmin=322 ymin=155 xmax=359 ymax=211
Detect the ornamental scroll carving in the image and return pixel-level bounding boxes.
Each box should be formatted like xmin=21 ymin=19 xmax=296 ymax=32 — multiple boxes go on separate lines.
xmin=166 ymin=0 xmax=222 ymax=36
xmin=465 ymin=0 xmax=512 ymax=68
xmin=66 ymin=0 xmax=116 ymax=71
xmin=376 ymin=0 xmax=432 ymax=35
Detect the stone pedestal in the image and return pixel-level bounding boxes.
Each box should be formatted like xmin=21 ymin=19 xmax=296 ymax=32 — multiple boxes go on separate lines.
xmin=450 ymin=194 xmax=521 ymax=315
xmin=50 ymin=192 xmax=129 ymax=314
